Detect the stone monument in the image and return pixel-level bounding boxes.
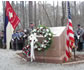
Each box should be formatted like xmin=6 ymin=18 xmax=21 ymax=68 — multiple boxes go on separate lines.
xmin=34 ymin=26 xmax=66 ymax=63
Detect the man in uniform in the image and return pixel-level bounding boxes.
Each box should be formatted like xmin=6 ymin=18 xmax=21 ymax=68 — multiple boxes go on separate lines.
xmin=75 ymin=24 xmax=84 ymax=51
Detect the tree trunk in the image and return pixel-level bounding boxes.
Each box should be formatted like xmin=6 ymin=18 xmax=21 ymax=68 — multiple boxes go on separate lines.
xmin=20 ymin=1 xmax=24 ymax=29
xmin=29 ymin=1 xmax=33 ymax=28
xmin=61 ymin=1 xmax=66 ymax=26
xmin=74 ymin=1 xmax=76 ymax=16
xmin=53 ymin=1 xmax=56 ymax=26
xmin=22 ymin=1 xmax=25 ymax=29
xmin=42 ymin=2 xmax=52 ymax=27
xmin=55 ymin=1 xmax=58 ymax=26
xmin=11 ymin=1 xmax=15 ymax=8
xmin=34 ymin=1 xmax=37 ymax=27
xmin=74 ymin=1 xmax=77 ymax=27
xmin=25 ymin=1 xmax=27 ymax=28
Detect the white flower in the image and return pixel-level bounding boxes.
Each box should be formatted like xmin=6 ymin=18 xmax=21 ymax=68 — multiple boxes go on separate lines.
xmin=44 ymin=46 xmax=46 ymax=48
xmin=46 ymin=29 xmax=49 ymax=32
xmin=44 ymin=33 xmax=48 ymax=37
xmin=40 ymin=27 xmax=43 ymax=29
xmin=49 ymin=38 xmax=51 ymax=40
xmin=34 ymin=33 xmax=37 ymax=36
xmin=44 ymin=34 xmax=47 ymax=37
xmin=49 ymin=33 xmax=51 ymax=36
xmin=27 ymin=45 xmax=29 ymax=48
xmin=41 ymin=44 xmax=44 ymax=47
xmin=44 ymin=40 xmax=47 ymax=43
xmin=38 ymin=48 xmax=42 ymax=51
xmin=28 ymin=34 xmax=38 ymax=44
xmin=34 ymin=45 xmax=37 ymax=48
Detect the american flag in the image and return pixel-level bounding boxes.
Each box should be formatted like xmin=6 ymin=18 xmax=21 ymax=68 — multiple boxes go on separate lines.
xmin=64 ymin=2 xmax=75 ymax=61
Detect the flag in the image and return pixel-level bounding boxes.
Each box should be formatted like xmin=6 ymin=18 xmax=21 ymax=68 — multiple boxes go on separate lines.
xmin=4 ymin=1 xmax=20 ymax=49
xmin=64 ymin=2 xmax=75 ymax=61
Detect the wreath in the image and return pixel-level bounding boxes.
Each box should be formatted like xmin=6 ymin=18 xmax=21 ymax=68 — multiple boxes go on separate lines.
xmin=32 ymin=25 xmax=53 ymax=51
xmin=22 ymin=25 xmax=53 ymax=57
xmin=22 ymin=45 xmax=30 ymax=57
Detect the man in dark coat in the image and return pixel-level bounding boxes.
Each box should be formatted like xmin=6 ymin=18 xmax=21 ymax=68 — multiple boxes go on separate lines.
xmin=75 ymin=24 xmax=84 ymax=51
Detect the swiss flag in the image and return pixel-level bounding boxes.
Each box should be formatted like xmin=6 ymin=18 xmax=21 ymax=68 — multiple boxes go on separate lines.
xmin=6 ymin=1 xmax=20 ymax=30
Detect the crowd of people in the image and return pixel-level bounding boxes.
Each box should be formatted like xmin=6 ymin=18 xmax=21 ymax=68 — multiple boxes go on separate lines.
xmin=0 ymin=28 xmax=31 ymax=50
xmin=0 ymin=23 xmax=34 ymax=50
xmin=0 ymin=23 xmax=84 ymax=51
xmin=74 ymin=24 xmax=84 ymax=51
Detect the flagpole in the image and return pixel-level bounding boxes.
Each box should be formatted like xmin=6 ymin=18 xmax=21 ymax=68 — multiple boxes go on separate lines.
xmin=3 ymin=1 xmax=6 ymax=49
xmin=74 ymin=45 xmax=76 ymax=60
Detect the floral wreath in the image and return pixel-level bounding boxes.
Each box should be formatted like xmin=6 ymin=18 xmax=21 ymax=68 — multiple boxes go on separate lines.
xmin=23 ymin=25 xmax=53 ymax=56
xmin=32 ymin=25 xmax=53 ymax=51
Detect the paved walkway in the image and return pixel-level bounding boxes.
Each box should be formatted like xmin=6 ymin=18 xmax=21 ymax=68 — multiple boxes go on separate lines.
xmin=0 ymin=49 xmax=84 ymax=70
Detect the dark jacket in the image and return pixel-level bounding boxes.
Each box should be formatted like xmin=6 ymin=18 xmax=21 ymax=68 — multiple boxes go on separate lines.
xmin=75 ymin=28 xmax=84 ymax=42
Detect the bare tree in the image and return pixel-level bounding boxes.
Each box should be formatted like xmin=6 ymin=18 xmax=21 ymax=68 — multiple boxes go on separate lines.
xmin=34 ymin=1 xmax=37 ymax=27
xmin=74 ymin=1 xmax=77 ymax=16
xmin=20 ymin=1 xmax=24 ymax=29
xmin=25 ymin=1 xmax=28 ymax=28
xmin=55 ymin=1 xmax=59 ymax=26
xmin=26 ymin=1 xmax=29 ymax=27
xmin=61 ymin=1 xmax=66 ymax=26
xmin=11 ymin=1 xmax=15 ymax=8
xmin=38 ymin=1 xmax=42 ymax=25
xmin=2 ymin=1 xmax=84 ymax=30
xmin=22 ymin=1 xmax=25 ymax=29
xmin=16 ymin=1 xmax=18 ymax=15
xmin=29 ymin=1 xmax=33 ymax=27
xmin=74 ymin=1 xmax=77 ymax=28
xmin=42 ymin=1 xmax=52 ymax=27
xmin=53 ymin=1 xmax=56 ymax=26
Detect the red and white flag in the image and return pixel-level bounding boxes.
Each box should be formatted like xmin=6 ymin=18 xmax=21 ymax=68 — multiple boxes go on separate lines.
xmin=4 ymin=1 xmax=20 ymax=49
xmin=6 ymin=1 xmax=20 ymax=30
xmin=64 ymin=2 xmax=75 ymax=61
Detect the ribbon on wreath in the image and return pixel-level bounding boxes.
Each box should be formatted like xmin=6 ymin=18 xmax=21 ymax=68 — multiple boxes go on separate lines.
xmin=28 ymin=33 xmax=38 ymax=62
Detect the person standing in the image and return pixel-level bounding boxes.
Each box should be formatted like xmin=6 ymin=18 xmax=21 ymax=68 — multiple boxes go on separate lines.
xmin=75 ymin=24 xmax=84 ymax=51
xmin=29 ymin=23 xmax=34 ymax=30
